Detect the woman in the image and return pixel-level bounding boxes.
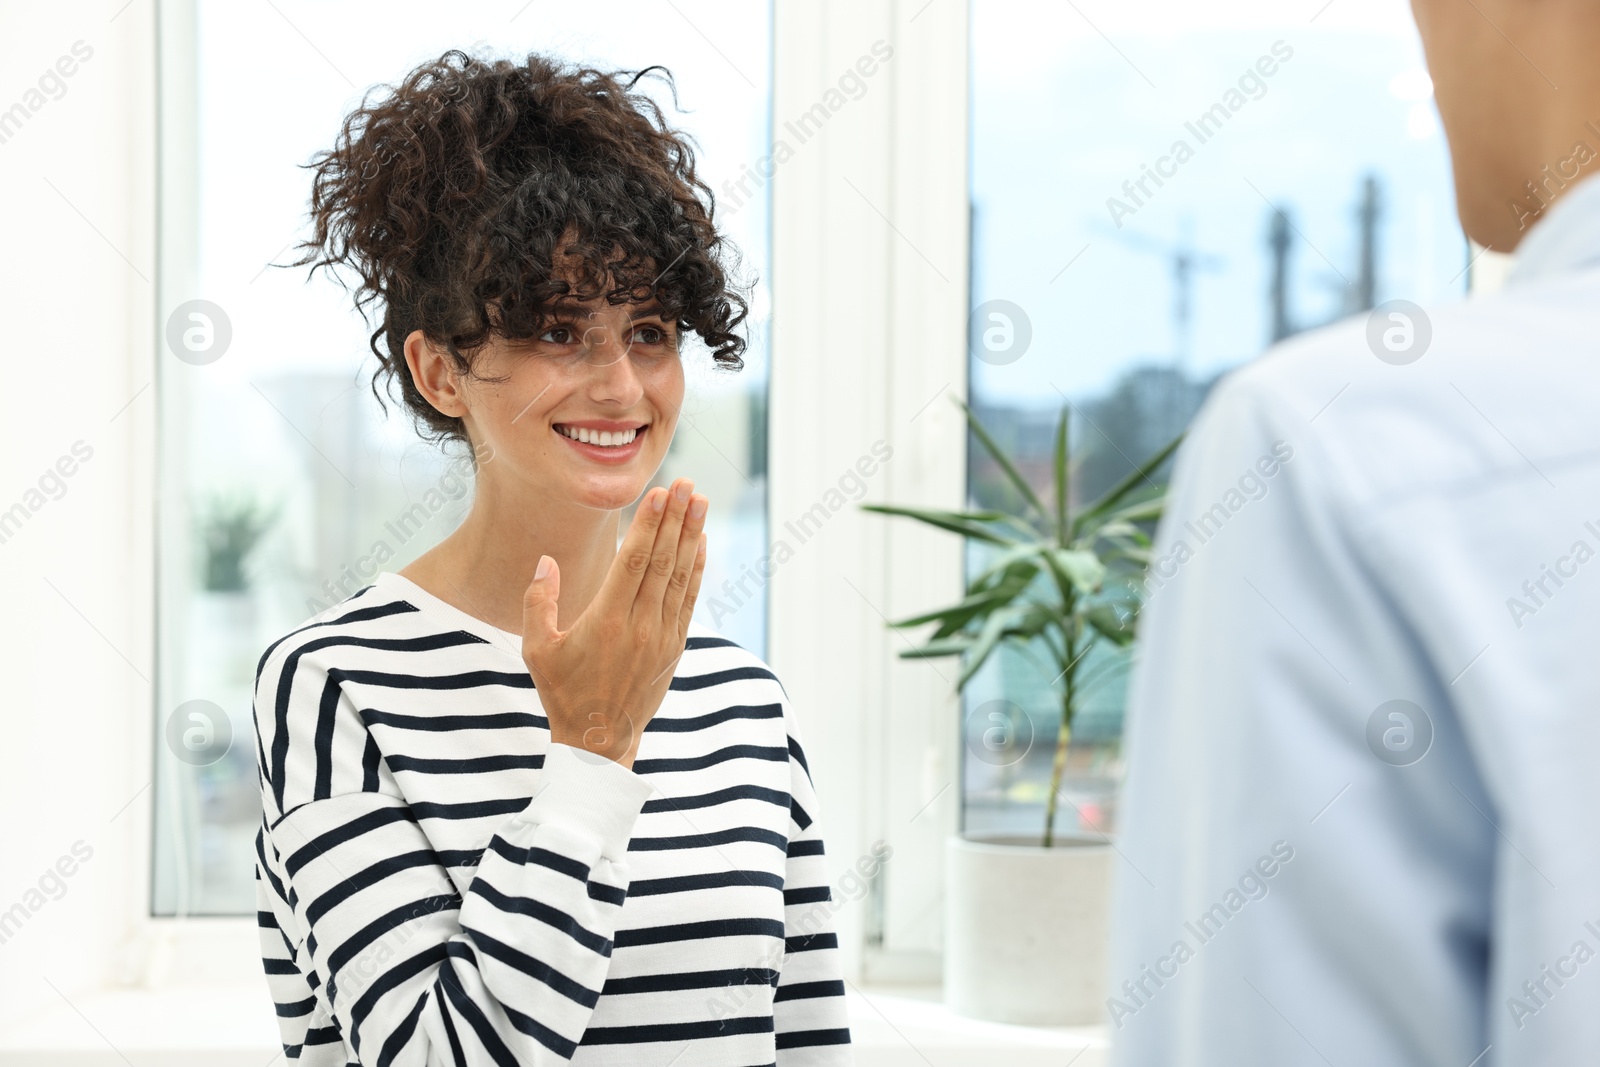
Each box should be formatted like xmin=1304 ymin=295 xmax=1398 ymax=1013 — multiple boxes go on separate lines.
xmin=253 ymin=49 xmax=853 ymax=1065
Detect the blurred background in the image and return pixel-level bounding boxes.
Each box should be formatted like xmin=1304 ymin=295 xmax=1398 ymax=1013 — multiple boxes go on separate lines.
xmin=0 ymin=0 xmax=1479 ymax=1062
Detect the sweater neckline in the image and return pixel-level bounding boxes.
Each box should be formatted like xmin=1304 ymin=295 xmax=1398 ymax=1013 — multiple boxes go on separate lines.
xmin=375 ymin=571 xmax=526 ymax=655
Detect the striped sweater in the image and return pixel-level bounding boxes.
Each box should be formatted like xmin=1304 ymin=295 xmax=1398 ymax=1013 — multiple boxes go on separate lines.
xmin=252 ymin=570 xmax=854 ymax=1065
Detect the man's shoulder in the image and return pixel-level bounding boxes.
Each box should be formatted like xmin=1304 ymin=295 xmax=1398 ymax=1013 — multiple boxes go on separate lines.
xmin=1199 ymin=272 xmax=1600 ymax=513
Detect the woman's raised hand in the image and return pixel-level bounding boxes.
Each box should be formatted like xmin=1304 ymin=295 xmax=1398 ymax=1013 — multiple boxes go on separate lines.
xmin=521 ymin=478 xmax=709 ymax=769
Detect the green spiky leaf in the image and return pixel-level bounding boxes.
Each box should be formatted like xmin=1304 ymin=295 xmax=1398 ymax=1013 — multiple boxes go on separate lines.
xmin=859 ymin=503 xmax=1017 ymax=546
xmin=1073 ymin=432 xmax=1183 ymax=536
xmin=957 ymin=396 xmax=1049 ymax=522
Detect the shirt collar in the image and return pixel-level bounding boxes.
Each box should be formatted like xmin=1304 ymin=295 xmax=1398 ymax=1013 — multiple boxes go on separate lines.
xmin=1507 ymin=170 xmax=1600 ymax=286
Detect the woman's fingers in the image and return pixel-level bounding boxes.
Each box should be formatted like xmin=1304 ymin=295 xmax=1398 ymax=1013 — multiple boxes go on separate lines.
xmin=677 ymin=532 xmax=707 ymax=637
xmin=662 ymin=493 xmax=708 ymax=624
xmin=594 ymin=483 xmax=670 ymax=611
xmin=634 ymin=478 xmax=693 ymax=615
xmin=525 ymin=479 xmax=709 ymax=771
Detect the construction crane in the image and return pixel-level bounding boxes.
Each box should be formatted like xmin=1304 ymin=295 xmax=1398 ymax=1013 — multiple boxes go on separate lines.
xmin=1098 ymin=217 xmax=1224 ymax=373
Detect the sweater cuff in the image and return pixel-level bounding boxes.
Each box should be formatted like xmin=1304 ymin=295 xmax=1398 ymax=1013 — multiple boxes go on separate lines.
xmin=516 ymin=743 xmax=655 ymax=858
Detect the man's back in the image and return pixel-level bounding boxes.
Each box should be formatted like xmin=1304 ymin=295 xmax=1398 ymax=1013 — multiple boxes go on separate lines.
xmin=1110 ymin=175 xmax=1600 ymax=1066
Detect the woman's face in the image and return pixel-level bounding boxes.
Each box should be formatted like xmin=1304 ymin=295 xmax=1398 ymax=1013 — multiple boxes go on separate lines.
xmin=411 ymin=297 xmax=685 ymax=513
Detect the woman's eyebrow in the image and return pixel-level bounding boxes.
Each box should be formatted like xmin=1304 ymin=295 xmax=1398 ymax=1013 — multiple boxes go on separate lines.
xmin=542 ymin=301 xmax=667 ymax=321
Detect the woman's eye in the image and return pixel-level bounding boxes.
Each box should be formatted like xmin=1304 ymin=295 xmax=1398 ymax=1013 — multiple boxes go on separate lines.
xmin=632 ymin=324 xmax=677 ymax=348
xmin=538 ymin=325 xmax=575 ymax=345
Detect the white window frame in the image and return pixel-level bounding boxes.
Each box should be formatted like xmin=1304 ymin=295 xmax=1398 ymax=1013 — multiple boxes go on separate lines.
xmin=767 ymin=0 xmax=970 ymax=984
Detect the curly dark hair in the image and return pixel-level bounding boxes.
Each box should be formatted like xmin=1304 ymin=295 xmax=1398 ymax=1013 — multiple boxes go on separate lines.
xmin=288 ymin=48 xmax=749 ymax=451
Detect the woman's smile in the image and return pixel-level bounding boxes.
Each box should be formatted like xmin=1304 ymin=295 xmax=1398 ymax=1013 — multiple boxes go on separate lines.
xmin=551 ymin=418 xmax=650 ymax=464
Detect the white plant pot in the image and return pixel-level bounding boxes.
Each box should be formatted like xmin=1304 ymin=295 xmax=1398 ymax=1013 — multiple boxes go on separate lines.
xmin=944 ymin=833 xmax=1110 ymax=1026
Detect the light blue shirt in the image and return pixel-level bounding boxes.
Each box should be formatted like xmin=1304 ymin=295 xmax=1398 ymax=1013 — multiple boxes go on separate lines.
xmin=1109 ymin=173 xmax=1600 ymax=1066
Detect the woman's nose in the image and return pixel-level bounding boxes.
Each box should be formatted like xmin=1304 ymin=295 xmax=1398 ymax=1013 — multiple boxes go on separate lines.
xmin=581 ymin=325 xmax=645 ymax=400
xmin=580 ymin=323 xmax=631 ymax=365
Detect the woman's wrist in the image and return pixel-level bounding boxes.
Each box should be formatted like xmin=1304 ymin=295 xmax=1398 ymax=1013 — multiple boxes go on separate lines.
xmin=548 ymin=725 xmax=637 ymax=769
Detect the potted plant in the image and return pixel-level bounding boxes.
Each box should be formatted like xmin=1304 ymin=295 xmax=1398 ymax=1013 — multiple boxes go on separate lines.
xmin=197 ymin=490 xmax=280 ymax=594
xmin=861 ymin=397 xmax=1179 ymax=1025
xmin=191 ymin=489 xmax=281 ymax=687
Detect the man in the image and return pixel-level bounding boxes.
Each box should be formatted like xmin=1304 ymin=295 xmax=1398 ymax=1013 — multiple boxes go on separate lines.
xmin=1110 ymin=1 xmax=1600 ymax=1063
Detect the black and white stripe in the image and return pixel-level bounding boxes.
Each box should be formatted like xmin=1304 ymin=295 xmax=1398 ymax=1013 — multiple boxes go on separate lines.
xmin=253 ymin=571 xmax=853 ymax=1065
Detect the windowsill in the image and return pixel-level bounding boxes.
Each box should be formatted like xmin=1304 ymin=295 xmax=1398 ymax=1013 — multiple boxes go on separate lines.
xmin=0 ymin=982 xmax=1107 ymax=1066
xmin=847 ymin=984 xmax=1108 ymax=1064
xmin=0 ymin=983 xmax=279 ymax=1067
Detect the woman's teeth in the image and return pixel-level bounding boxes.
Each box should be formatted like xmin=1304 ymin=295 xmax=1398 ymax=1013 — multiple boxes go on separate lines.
xmin=557 ymin=425 xmax=640 ymax=447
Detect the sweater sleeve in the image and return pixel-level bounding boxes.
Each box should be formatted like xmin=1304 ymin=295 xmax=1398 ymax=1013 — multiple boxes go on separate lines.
xmin=771 ymin=700 xmax=855 ymax=1063
xmin=256 ymin=645 xmax=654 ymax=1065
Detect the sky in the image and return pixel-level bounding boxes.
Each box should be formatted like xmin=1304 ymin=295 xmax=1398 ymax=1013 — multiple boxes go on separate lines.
xmin=969 ymin=0 xmax=1464 ymax=405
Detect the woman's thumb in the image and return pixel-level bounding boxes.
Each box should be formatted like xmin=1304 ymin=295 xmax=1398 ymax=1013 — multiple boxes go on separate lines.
xmin=522 ymin=555 xmax=561 ymax=646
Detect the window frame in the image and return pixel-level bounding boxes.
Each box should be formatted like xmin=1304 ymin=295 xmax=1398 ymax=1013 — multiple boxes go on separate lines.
xmin=766 ymin=0 xmax=970 ymax=984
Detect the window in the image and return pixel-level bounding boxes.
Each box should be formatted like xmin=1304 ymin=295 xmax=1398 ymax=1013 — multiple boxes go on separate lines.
xmin=153 ymin=0 xmax=772 ymax=914
xmin=962 ymin=0 xmax=1465 ymax=839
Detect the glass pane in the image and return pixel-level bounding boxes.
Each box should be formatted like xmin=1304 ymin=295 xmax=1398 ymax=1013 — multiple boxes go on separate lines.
xmin=963 ymin=0 xmax=1464 ymax=842
xmin=154 ymin=0 xmax=772 ymax=915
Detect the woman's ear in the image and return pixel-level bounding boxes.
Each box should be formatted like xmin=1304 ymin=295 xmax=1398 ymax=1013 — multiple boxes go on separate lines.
xmin=404 ymin=329 xmax=467 ymax=418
